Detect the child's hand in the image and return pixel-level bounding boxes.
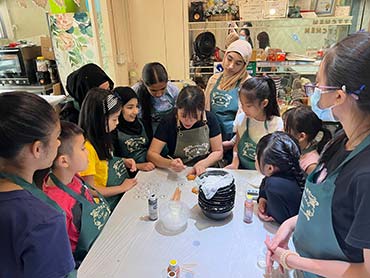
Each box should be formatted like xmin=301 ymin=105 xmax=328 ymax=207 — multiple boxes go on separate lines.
xmin=169 ymin=158 xmax=186 ymax=172
xmin=137 ymin=162 xmax=155 ymax=172
xmin=222 ymin=140 xmax=234 ymax=150
xmin=120 ymin=178 xmax=137 ymax=192
xmin=258 ymin=198 xmax=275 ymax=222
xmin=124 ymin=158 xmax=137 ymax=172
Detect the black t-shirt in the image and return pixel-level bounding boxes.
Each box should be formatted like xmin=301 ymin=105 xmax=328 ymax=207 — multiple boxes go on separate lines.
xmin=318 ymin=134 xmax=370 ymax=262
xmin=258 ymin=173 xmax=302 ymax=224
xmin=154 ymin=111 xmax=221 ymax=155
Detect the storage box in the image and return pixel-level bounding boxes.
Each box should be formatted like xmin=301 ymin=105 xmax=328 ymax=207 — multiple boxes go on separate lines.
xmin=40 ymin=36 xmax=55 ymax=60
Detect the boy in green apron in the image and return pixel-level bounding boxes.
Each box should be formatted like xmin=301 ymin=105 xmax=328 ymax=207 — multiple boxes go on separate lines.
xmin=43 ymin=121 xmax=111 ymax=267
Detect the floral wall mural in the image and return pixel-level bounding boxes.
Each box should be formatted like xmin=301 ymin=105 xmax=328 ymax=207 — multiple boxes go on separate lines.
xmin=49 ymin=12 xmax=98 ymax=87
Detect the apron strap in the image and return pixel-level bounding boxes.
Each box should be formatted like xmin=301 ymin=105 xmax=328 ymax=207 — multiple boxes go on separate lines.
xmin=49 ymin=173 xmax=106 ymax=205
xmin=0 ymin=172 xmax=65 ymax=215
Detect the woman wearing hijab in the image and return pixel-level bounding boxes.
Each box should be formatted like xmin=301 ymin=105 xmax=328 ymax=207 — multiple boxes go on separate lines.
xmin=204 ymin=40 xmax=252 ymax=162
xmin=113 ymin=87 xmax=155 ymax=172
xmin=60 ymin=63 xmax=114 ymax=124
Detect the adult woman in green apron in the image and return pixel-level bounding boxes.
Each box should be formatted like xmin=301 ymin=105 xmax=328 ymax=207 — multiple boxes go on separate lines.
xmin=265 ymin=32 xmax=370 ymax=278
xmin=133 ymin=62 xmax=179 ymax=141
xmin=147 ymin=86 xmax=223 ymax=177
xmin=204 ymin=39 xmax=252 ymax=142
xmin=0 ymin=92 xmax=75 ymax=277
xmin=113 ymin=87 xmax=155 ymax=172
xmin=42 ymin=121 xmax=110 ymax=267
xmin=225 ymin=77 xmax=282 ymax=170
xmin=79 ymin=88 xmax=137 ymax=211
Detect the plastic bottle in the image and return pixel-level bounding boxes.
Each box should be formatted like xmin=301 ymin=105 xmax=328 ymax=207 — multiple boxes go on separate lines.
xmin=148 ymin=194 xmax=158 ymax=221
xmin=243 ymin=193 xmax=254 ymax=223
xmin=167 ymin=259 xmax=180 ymax=277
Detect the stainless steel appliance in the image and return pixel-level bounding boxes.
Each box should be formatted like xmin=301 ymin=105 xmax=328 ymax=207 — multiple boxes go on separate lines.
xmin=0 ymin=45 xmax=41 ymax=85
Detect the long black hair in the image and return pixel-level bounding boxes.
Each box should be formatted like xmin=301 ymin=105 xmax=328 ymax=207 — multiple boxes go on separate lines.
xmin=239 ymin=76 xmax=280 ymax=120
xmin=79 ymin=88 xmax=122 ymax=160
xmin=0 ymin=92 xmax=59 ymax=160
xmin=176 ymin=86 xmax=205 ymax=120
xmin=284 ymin=105 xmax=332 ymax=153
xmin=256 ymin=131 xmax=306 ymax=189
xmin=136 ymin=62 xmax=168 ymax=139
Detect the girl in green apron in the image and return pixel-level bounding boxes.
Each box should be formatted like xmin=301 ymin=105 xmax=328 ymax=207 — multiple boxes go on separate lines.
xmin=0 ymin=92 xmax=75 ymax=277
xmin=132 ymin=62 xmax=179 ymax=141
xmin=79 ymin=88 xmax=137 ymax=210
xmin=264 ymin=32 xmax=370 ymax=278
xmin=283 ymin=105 xmax=332 ymax=174
xmin=113 ymin=87 xmax=155 ymax=172
xmin=147 ymin=86 xmax=223 ymax=177
xmin=43 ymin=121 xmax=110 ymax=267
xmin=255 ymin=132 xmax=305 ymax=224
xmin=225 ymin=76 xmax=282 ymax=170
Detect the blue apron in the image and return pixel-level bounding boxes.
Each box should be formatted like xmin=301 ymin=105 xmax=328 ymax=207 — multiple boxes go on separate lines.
xmin=116 ymin=121 xmax=149 ymax=163
xmin=151 ymin=92 xmax=176 ymax=134
xmin=237 ymin=118 xmax=268 ymax=169
xmin=210 ymin=75 xmax=240 ymax=141
xmin=293 ymin=135 xmax=370 ymax=277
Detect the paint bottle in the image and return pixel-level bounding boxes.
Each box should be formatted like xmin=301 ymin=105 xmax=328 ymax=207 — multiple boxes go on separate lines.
xmin=148 ymin=194 xmax=158 ymax=221
xmin=167 ymin=259 xmax=180 ymax=277
xmin=243 ymin=193 xmax=254 ymax=223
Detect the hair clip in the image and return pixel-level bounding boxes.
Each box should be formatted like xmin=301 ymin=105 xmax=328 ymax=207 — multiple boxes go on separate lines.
xmin=103 ymin=94 xmax=119 ymax=114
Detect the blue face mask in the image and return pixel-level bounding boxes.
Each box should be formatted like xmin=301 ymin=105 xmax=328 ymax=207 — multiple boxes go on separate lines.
xmin=239 ymin=35 xmax=246 ymax=41
xmin=310 ymin=88 xmax=338 ymax=122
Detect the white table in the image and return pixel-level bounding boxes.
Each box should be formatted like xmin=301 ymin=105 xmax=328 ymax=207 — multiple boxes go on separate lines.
xmin=78 ymin=168 xmax=295 ymax=278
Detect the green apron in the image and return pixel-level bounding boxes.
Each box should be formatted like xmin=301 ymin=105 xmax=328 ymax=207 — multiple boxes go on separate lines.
xmin=293 ymin=135 xmax=370 ymax=278
xmin=238 ymin=118 xmax=268 ymax=170
xmin=49 ymin=173 xmax=110 ymax=263
xmin=106 ymin=156 xmax=130 ymax=210
xmin=0 ymin=172 xmax=77 ymax=277
xmin=173 ymin=118 xmax=210 ymax=166
xmin=117 ymin=121 xmax=149 ymax=163
xmin=210 ymin=75 xmax=240 ymax=141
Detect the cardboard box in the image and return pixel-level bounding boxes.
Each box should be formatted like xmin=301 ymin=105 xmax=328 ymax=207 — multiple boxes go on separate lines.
xmin=40 ymin=36 xmax=55 ymax=60
xmin=52 ymin=82 xmax=62 ymax=95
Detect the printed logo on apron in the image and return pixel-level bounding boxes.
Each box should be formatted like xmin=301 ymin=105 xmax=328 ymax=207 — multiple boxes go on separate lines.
xmin=299 ymin=187 xmax=320 ymax=221
xmin=183 ymin=143 xmax=210 ymax=161
xmin=90 ymin=202 xmax=111 ymax=230
xmin=211 ymin=91 xmax=232 ymax=107
xmin=241 ymin=141 xmax=256 ymax=160
xmin=111 ymin=159 xmax=127 ymax=179
xmin=124 ymin=137 xmax=146 ymax=153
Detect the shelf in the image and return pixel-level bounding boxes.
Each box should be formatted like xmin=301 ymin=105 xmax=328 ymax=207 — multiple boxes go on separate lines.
xmin=188 ymin=16 xmax=352 ymax=31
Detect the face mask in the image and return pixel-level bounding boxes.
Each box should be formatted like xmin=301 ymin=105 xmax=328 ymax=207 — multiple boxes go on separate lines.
xmin=310 ymin=88 xmax=338 ymax=122
xmin=239 ymin=35 xmax=246 ymax=41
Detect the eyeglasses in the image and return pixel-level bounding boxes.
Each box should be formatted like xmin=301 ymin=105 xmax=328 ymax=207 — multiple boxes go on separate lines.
xmin=304 ymin=83 xmax=341 ymax=97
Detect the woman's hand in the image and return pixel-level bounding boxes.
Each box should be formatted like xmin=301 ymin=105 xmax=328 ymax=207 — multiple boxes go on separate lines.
xmin=170 ymin=158 xmax=186 ymax=172
xmin=137 ymin=162 xmax=156 ymax=172
xmin=188 ymin=163 xmax=206 ymax=176
xmin=257 ymin=198 xmax=275 ymax=222
xmin=224 ymin=162 xmax=238 ymax=169
xmin=120 ymin=178 xmax=137 ymax=192
xmin=265 ymin=216 xmax=298 ymax=273
xmin=124 ymin=158 xmax=137 ymax=172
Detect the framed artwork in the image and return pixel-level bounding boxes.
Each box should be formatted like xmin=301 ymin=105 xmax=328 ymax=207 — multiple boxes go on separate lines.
xmin=315 ymin=0 xmax=335 ymax=16
xmin=292 ymin=0 xmax=315 ymax=11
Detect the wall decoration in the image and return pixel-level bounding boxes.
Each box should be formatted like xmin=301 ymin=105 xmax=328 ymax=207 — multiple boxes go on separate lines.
xmin=48 ymin=12 xmax=98 ymax=87
xmin=263 ymin=0 xmax=288 ymax=18
xmin=315 ymin=0 xmax=335 ymax=16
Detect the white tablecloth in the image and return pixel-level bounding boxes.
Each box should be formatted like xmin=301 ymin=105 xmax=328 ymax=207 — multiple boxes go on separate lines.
xmin=78 ymin=168 xmax=295 ymax=278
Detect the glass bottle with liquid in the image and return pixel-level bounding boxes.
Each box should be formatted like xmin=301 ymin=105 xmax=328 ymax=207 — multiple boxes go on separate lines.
xmin=167 ymin=259 xmax=180 ymax=277
xmin=243 ymin=194 xmax=254 ymax=223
